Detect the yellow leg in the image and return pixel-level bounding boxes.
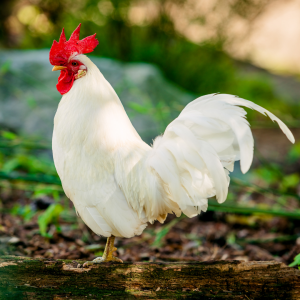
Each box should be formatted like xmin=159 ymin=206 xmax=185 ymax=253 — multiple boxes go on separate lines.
xmin=83 ymin=235 xmax=123 ymax=267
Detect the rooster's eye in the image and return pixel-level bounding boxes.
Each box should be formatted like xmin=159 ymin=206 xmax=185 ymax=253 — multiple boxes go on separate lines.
xmin=72 ymin=61 xmax=78 ymax=66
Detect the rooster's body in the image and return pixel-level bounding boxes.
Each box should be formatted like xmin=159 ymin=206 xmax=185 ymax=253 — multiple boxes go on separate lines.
xmin=50 ymin=25 xmax=294 ymax=263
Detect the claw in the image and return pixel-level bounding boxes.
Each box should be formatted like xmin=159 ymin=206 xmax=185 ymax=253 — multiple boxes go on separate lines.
xmin=82 ymin=235 xmax=123 ymax=267
xmin=83 ymin=255 xmax=122 ymax=267
xmin=82 ymin=261 xmax=94 ymax=267
xmin=111 ymin=256 xmax=123 ymax=263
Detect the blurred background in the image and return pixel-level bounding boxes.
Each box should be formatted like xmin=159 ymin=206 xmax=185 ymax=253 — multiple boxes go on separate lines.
xmin=0 ymin=0 xmax=300 ymax=267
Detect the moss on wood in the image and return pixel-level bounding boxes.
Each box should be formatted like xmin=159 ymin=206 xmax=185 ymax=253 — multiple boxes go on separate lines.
xmin=0 ymin=255 xmax=300 ymax=299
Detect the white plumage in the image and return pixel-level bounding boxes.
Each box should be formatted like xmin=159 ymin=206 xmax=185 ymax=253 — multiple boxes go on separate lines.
xmin=52 ymin=54 xmax=295 ymax=239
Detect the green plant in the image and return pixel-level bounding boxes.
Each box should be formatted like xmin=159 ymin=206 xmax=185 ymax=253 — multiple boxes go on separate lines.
xmin=152 ymin=215 xmax=185 ymax=248
xmin=38 ymin=203 xmax=64 ymax=238
xmin=11 ymin=204 xmax=36 ymax=222
xmin=289 ymin=253 xmax=300 ymax=268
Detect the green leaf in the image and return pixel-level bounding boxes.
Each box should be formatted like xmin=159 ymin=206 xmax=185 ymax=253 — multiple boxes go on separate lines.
xmin=38 ymin=204 xmax=63 ymax=237
xmin=288 ymin=142 xmax=300 ymax=163
xmin=289 ymin=253 xmax=300 ymax=267
xmin=10 ymin=204 xmax=35 ymax=221
xmin=254 ymin=167 xmax=280 ymax=185
xmin=2 ymin=158 xmax=20 ymax=172
xmin=1 ymin=131 xmax=17 ymax=140
xmin=33 ymin=186 xmax=60 ymax=199
xmin=94 ymin=251 xmax=104 ymax=257
xmin=280 ymin=173 xmax=300 ymax=191
xmin=128 ymin=102 xmax=151 ymax=114
xmin=0 ymin=60 xmax=11 ymax=74
xmin=226 ymin=232 xmax=236 ymax=245
xmin=152 ymin=215 xmax=185 ymax=247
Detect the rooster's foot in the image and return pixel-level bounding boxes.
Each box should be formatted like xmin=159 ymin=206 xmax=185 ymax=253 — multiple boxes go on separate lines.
xmin=83 ymin=253 xmax=123 ymax=267
xmin=83 ymin=236 xmax=123 ymax=267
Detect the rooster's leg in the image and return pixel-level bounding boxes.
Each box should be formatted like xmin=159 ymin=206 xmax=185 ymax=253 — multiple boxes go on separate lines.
xmin=83 ymin=235 xmax=123 ymax=267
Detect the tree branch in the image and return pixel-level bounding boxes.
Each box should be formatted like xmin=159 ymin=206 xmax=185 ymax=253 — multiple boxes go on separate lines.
xmin=1 ymin=256 xmax=300 ymax=299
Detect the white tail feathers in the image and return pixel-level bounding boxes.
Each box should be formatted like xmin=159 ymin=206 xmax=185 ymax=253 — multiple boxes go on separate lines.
xmin=218 ymin=95 xmax=295 ymax=173
xmin=148 ymin=94 xmax=294 ymax=218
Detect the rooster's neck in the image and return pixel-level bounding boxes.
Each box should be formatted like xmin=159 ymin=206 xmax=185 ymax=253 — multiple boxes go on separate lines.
xmin=54 ymin=55 xmax=143 ymax=152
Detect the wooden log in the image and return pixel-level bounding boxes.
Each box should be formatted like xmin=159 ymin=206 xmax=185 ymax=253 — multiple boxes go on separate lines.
xmin=0 ymin=255 xmax=300 ymax=299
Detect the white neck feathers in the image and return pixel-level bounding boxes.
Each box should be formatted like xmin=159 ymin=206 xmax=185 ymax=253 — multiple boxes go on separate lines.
xmin=54 ymin=55 xmax=142 ymax=151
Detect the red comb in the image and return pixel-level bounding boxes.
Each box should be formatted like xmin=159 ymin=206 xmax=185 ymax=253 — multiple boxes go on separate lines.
xmin=49 ymin=24 xmax=98 ymax=65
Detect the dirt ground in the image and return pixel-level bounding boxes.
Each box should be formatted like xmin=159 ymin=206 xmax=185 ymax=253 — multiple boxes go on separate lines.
xmin=0 ymin=188 xmax=299 ymax=266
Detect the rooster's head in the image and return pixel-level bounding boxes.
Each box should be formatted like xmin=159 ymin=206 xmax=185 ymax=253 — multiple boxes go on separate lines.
xmin=49 ymin=24 xmax=98 ymax=95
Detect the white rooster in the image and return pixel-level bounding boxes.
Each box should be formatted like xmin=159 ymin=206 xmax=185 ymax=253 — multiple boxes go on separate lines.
xmin=50 ymin=24 xmax=295 ymax=264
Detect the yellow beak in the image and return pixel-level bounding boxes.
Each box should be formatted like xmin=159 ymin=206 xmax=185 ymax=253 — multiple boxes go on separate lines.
xmin=52 ymin=65 xmax=67 ymax=71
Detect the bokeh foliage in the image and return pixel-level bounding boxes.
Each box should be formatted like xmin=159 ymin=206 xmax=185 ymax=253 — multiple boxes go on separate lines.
xmin=0 ymin=0 xmax=298 ymax=123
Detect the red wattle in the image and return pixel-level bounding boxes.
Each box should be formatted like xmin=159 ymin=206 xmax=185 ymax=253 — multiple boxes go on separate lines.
xmin=56 ymin=70 xmax=75 ymax=95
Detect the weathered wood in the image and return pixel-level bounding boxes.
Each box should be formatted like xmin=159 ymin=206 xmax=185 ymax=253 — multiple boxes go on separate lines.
xmin=0 ymin=256 xmax=300 ymax=299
